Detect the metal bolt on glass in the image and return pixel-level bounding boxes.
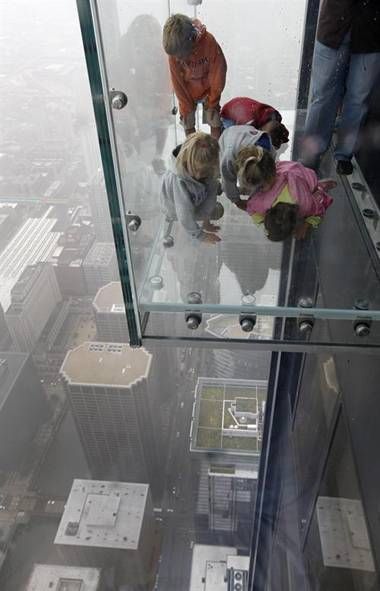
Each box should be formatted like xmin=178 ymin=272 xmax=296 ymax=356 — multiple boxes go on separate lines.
xmin=298 ymin=318 xmax=314 ymax=335
xmin=353 ymin=319 xmax=371 ymax=337
xmin=185 ymin=292 xmax=202 ymax=329
xmin=239 ymin=294 xmax=256 ymax=333
xmin=149 ymin=276 xmax=164 ymax=290
xmin=125 ymin=213 xmax=141 ymax=232
xmin=362 ymin=208 xmax=376 ymax=219
xmin=297 ymin=297 xmax=314 ymax=335
xmin=163 ymin=235 xmax=174 ymax=248
xmin=109 ymin=89 xmax=128 ymax=110
xmin=354 ymin=299 xmax=369 ymax=311
xmin=352 ymin=182 xmax=366 ymax=192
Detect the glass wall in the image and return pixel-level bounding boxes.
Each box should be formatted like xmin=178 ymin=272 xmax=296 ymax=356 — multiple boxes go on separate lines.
xmin=78 ymin=0 xmax=380 ymax=345
xmin=1 ymin=1 xmax=379 ymax=590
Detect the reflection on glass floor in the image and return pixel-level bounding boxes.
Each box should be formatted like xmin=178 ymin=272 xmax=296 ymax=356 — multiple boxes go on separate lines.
xmin=138 ymin=198 xmax=283 ymax=309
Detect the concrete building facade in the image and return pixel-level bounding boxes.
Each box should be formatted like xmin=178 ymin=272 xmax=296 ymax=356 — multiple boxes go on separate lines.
xmin=50 ymin=224 xmax=95 ymax=297
xmin=0 ymin=353 xmax=49 ymax=471
xmin=60 ymin=342 xmax=159 ymax=493
xmin=83 ymin=243 xmax=118 ymax=295
xmin=92 ymin=282 xmax=128 ymax=343
xmin=5 ymin=263 xmax=61 ymax=352
xmin=190 ymin=378 xmax=264 ymax=542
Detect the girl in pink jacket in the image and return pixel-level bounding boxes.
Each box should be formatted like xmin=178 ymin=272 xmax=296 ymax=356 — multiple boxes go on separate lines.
xmin=244 ymin=147 xmax=336 ymax=241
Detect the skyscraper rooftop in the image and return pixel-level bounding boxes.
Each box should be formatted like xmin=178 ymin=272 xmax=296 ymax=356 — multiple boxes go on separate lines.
xmin=26 ymin=564 xmax=101 ymax=591
xmin=54 ymin=479 xmax=150 ymax=550
xmin=189 ymin=544 xmax=249 ymax=590
xmin=92 ymin=281 xmax=123 ymax=314
xmin=190 ymin=377 xmax=267 ymax=456
xmin=0 ymin=210 xmax=60 ymax=311
xmin=60 ymin=341 xmax=151 ymax=388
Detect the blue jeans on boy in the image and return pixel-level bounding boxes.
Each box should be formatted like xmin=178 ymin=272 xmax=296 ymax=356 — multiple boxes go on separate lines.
xmin=304 ymin=35 xmax=380 ymax=166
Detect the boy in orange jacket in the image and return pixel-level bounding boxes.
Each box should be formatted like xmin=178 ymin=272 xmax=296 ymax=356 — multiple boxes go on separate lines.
xmin=163 ymin=14 xmax=227 ymax=139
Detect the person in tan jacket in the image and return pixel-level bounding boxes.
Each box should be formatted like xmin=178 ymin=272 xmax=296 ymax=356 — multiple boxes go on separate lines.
xmin=163 ymin=14 xmax=227 ymax=139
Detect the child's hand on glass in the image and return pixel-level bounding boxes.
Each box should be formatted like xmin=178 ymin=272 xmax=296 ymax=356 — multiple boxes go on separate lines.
xmin=201 ymin=232 xmax=221 ymax=244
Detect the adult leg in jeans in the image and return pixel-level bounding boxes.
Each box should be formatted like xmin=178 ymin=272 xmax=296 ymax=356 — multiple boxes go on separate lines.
xmin=335 ymin=52 xmax=380 ymax=162
xmin=302 ymin=38 xmax=350 ymax=169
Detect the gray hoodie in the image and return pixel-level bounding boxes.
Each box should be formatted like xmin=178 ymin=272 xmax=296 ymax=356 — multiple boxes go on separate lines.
xmin=161 ymin=152 xmax=219 ymax=240
xmin=219 ymin=125 xmax=270 ymax=202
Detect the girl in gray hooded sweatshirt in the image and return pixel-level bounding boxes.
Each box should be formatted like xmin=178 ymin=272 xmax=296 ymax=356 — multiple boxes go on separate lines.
xmin=219 ymin=124 xmax=274 ymax=210
xmin=161 ymin=132 xmax=222 ymax=244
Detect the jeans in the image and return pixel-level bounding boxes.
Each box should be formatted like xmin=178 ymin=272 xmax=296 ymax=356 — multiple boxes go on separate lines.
xmin=221 ymin=117 xmax=235 ymax=130
xmin=303 ymin=37 xmax=380 ymax=164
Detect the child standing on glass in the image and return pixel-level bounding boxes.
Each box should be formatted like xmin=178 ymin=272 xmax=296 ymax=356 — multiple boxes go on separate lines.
xmin=162 ymin=14 xmax=227 ymax=139
xmin=161 ymin=132 xmax=223 ymax=244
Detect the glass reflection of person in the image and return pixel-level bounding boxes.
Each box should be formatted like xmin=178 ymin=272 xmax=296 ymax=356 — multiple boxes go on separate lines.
xmin=119 ymin=15 xmax=172 ymax=172
xmin=162 ymin=14 xmax=227 ymax=140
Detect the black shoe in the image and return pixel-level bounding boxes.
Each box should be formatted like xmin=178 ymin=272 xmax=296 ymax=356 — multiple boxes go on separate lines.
xmin=336 ymin=160 xmax=353 ymax=175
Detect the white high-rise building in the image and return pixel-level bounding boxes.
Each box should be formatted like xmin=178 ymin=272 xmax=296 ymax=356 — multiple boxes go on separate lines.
xmin=5 ymin=262 xmax=61 ymax=352
xmin=60 ymin=342 xmax=159 ymax=490
xmin=92 ymin=282 xmax=128 ymax=343
xmin=83 ymin=242 xmax=118 ymax=295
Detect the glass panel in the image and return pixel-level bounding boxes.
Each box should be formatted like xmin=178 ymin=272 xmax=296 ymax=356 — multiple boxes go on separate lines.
xmin=1 ymin=5 xmax=273 ymax=585
xmin=93 ymin=0 xmax=380 ymax=336
xmin=2 ymin=1 xmax=380 ymax=590
xmin=249 ymin=350 xmax=380 ymax=590
xmin=304 ymin=416 xmax=377 ymax=590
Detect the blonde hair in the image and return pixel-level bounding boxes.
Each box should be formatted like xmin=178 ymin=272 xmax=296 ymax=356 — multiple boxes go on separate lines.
xmin=176 ymin=132 xmax=220 ymax=180
xmin=235 ymin=145 xmax=276 ymax=189
xmin=163 ymin=14 xmax=194 ymax=55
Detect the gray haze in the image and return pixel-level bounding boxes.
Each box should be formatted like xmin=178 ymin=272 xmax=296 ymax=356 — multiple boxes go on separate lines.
xmin=0 ymin=1 xmax=306 ymax=589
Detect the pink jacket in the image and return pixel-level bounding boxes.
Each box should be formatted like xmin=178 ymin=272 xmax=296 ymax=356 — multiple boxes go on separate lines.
xmin=246 ymin=161 xmax=333 ymax=219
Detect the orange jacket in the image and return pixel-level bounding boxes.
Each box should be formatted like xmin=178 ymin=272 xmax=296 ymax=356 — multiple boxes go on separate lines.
xmin=168 ymin=20 xmax=227 ymax=118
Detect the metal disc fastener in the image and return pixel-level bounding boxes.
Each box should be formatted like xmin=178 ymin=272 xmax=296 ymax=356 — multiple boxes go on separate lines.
xmin=298 ymin=318 xmax=314 ymax=335
xmin=239 ymin=293 xmax=256 ymax=332
xmin=352 ymin=182 xmax=366 ymax=192
xmin=185 ymin=292 xmax=202 ymax=329
xmin=353 ymin=321 xmax=371 ymax=337
xmin=126 ymin=213 xmax=141 ymax=232
xmin=109 ymin=90 xmax=128 ymax=110
xmin=187 ymin=291 xmax=202 ymax=305
xmin=149 ymin=276 xmax=163 ymax=290
xmin=297 ymin=297 xmax=314 ymax=335
xmin=362 ymin=208 xmax=376 ymax=219
xmin=163 ymin=235 xmax=174 ymax=248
